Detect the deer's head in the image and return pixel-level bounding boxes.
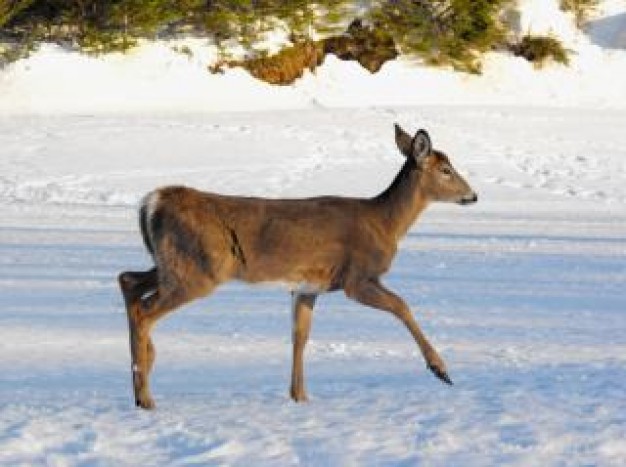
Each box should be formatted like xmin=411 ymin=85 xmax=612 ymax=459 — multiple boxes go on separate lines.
xmin=395 ymin=124 xmax=477 ymax=205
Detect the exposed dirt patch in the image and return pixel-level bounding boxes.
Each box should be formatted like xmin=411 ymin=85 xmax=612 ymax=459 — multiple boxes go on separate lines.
xmin=210 ymin=40 xmax=325 ymax=86
xmin=210 ymin=20 xmax=399 ymax=85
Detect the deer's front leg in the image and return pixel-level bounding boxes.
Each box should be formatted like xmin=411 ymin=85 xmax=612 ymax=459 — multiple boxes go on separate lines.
xmin=345 ymin=278 xmax=452 ymax=385
xmin=290 ymin=293 xmax=317 ymax=402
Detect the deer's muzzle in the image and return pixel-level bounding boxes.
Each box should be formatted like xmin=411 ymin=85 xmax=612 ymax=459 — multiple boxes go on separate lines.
xmin=458 ymin=192 xmax=478 ymax=205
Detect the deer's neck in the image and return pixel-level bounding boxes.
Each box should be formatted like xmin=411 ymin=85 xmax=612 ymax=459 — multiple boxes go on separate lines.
xmin=371 ymin=158 xmax=429 ymax=241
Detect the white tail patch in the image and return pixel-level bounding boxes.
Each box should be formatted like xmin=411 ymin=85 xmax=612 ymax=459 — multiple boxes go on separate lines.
xmin=142 ymin=190 xmax=160 ymax=222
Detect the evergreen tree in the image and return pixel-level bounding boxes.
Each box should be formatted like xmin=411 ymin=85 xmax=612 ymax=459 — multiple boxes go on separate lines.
xmin=2 ymin=0 xmax=567 ymax=76
xmin=1 ymin=1 xmax=37 ymax=28
xmin=560 ymin=0 xmax=599 ymax=27
xmin=369 ymin=0 xmax=508 ymax=72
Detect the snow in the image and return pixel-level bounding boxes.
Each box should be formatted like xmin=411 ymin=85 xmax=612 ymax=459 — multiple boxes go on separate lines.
xmin=1 ymin=108 xmax=624 ymax=466
xmin=0 ymin=0 xmax=625 ymax=465
xmin=588 ymin=11 xmax=626 ymax=49
xmin=517 ymin=0 xmax=581 ymax=43
xmin=1 ymin=1 xmax=626 ymax=113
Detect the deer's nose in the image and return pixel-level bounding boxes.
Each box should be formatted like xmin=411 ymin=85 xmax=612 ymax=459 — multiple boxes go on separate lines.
xmin=459 ymin=192 xmax=478 ymax=205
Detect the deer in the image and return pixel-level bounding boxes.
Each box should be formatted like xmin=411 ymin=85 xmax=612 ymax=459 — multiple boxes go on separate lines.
xmin=118 ymin=124 xmax=478 ymax=409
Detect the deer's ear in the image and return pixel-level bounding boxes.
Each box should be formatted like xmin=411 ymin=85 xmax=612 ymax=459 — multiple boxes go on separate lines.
xmin=394 ymin=123 xmax=413 ymax=158
xmin=411 ymin=129 xmax=432 ymax=162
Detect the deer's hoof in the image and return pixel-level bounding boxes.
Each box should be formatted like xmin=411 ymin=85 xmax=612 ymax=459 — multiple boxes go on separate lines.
xmin=428 ymin=363 xmax=453 ymax=385
xmin=136 ymin=395 xmax=156 ymax=410
xmin=290 ymin=388 xmax=309 ymax=403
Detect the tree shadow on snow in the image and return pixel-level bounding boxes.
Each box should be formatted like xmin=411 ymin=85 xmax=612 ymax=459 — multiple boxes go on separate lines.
xmin=586 ymin=12 xmax=626 ymax=50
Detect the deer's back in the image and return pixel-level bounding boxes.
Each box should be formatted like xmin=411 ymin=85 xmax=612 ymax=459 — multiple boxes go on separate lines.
xmin=147 ymin=186 xmax=396 ymax=290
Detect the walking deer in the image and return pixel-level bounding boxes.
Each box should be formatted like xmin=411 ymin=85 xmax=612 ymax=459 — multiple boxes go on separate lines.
xmin=118 ymin=124 xmax=477 ymax=409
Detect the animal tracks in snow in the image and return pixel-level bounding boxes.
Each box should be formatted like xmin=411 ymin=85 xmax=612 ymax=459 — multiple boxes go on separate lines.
xmin=0 ymin=108 xmax=625 ymax=466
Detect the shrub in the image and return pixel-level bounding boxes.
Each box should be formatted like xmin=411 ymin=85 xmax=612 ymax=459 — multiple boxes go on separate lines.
xmin=201 ymin=1 xmax=350 ymax=47
xmin=367 ymin=0 xmax=511 ymax=73
xmin=211 ymin=39 xmax=325 ymax=85
xmin=324 ymin=19 xmax=398 ymax=73
xmin=1 ymin=0 xmax=573 ymax=78
xmin=212 ymin=18 xmax=400 ymax=85
xmin=560 ymin=0 xmax=599 ymax=28
xmin=512 ymin=34 xmax=570 ymax=67
xmin=0 ymin=0 xmax=40 ymax=65
xmin=0 ymin=36 xmax=38 ymax=65
xmin=0 ymin=0 xmax=37 ymax=28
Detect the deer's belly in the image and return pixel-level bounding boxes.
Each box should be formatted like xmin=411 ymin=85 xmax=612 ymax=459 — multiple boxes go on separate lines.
xmin=254 ymin=279 xmax=327 ymax=293
xmin=288 ymin=281 xmax=327 ymax=294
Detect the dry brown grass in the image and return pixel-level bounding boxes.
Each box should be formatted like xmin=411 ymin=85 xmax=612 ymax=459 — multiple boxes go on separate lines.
xmin=211 ymin=41 xmax=325 ymax=86
xmin=324 ymin=19 xmax=398 ymax=73
xmin=210 ymin=20 xmax=398 ymax=85
xmin=511 ymin=34 xmax=570 ymax=67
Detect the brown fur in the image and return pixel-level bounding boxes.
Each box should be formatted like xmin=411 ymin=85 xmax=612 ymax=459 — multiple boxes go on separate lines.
xmin=119 ymin=124 xmax=477 ymax=409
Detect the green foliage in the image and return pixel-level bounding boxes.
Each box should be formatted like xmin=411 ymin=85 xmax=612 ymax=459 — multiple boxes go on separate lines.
xmin=368 ymin=0 xmax=510 ymax=73
xmin=0 ymin=33 xmax=37 ymax=64
xmin=78 ymin=0 xmax=179 ymax=51
xmin=199 ymin=1 xmax=351 ymax=49
xmin=0 ymin=1 xmax=40 ymax=64
xmin=1 ymin=1 xmax=353 ymax=47
xmin=0 ymin=0 xmax=572 ymax=78
xmin=0 ymin=0 xmax=36 ymax=28
xmin=513 ymin=34 xmax=569 ymax=67
xmin=560 ymin=0 xmax=599 ymax=27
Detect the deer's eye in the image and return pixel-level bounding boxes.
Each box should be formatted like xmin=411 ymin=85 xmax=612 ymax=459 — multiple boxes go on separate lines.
xmin=441 ymin=166 xmax=452 ymax=176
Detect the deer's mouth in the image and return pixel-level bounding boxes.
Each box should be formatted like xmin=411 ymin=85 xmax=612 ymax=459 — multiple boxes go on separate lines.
xmin=458 ymin=193 xmax=478 ymax=205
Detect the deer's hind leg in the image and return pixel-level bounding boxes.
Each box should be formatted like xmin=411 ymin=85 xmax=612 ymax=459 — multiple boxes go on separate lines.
xmin=118 ymin=268 xmax=158 ymax=373
xmin=119 ymin=268 xmax=158 ymax=304
xmin=123 ymin=269 xmax=217 ymax=410
xmin=118 ymin=268 xmax=159 ymax=408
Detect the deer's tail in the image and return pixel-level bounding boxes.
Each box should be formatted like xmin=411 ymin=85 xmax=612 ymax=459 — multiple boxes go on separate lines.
xmin=139 ymin=192 xmax=156 ymax=257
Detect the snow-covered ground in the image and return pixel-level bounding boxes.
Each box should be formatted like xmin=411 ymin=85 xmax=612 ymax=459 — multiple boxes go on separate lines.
xmin=1 ymin=0 xmax=625 ymax=465
xmin=0 ymin=108 xmax=624 ymax=466
xmin=1 ymin=0 xmax=626 ymax=113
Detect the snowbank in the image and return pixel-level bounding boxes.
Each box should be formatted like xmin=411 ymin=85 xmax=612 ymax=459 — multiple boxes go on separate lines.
xmin=1 ymin=0 xmax=625 ymax=114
